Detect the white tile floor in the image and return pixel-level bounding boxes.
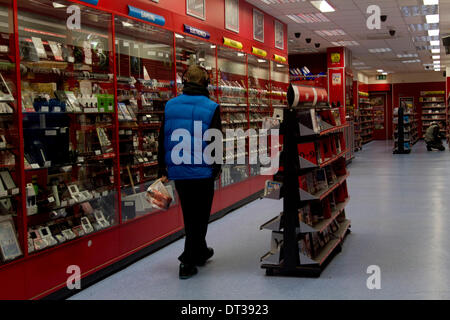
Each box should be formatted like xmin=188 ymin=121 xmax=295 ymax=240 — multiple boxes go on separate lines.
xmin=70 ymin=140 xmax=450 ymax=300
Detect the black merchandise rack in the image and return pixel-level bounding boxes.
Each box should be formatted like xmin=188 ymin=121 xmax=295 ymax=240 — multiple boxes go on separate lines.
xmin=260 ymin=86 xmax=351 ymax=277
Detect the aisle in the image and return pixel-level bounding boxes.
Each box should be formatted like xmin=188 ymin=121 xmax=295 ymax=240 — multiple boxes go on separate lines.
xmin=70 ymin=140 xmax=450 ymax=300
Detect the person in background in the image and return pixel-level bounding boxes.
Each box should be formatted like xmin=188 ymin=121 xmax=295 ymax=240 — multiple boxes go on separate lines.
xmin=158 ymin=64 xmax=222 ymax=279
xmin=425 ymin=121 xmax=446 ymax=151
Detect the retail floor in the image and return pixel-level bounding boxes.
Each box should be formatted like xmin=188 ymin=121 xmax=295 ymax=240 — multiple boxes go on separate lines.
xmin=70 ymin=140 xmax=450 ymax=300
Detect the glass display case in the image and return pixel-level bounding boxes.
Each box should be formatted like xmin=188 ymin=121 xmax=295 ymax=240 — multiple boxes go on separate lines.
xmin=247 ymin=55 xmax=270 ymax=177
xmin=18 ymin=0 xmax=118 ymax=254
xmin=270 ymin=61 xmax=289 ymax=109
xmin=0 ymin=0 xmax=23 ymax=264
xmin=115 ymin=16 xmax=176 ymax=222
xmin=217 ymin=46 xmax=248 ymax=187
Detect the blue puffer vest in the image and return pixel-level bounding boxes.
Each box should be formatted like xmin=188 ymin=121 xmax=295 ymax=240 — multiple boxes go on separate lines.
xmin=164 ymin=94 xmax=219 ymax=180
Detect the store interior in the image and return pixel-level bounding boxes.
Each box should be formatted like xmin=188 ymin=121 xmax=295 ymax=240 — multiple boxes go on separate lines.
xmin=0 ymin=0 xmax=450 ymax=300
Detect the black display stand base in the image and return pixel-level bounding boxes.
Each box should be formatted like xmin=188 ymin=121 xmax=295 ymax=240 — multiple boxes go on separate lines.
xmin=262 ymin=228 xmax=351 ymax=278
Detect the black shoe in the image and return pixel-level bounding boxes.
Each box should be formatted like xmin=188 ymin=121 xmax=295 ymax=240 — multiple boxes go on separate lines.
xmin=196 ymin=248 xmax=214 ymax=266
xmin=179 ymin=263 xmax=198 ymax=279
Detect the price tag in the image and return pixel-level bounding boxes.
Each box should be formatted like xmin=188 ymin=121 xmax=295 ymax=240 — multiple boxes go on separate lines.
xmin=95 ymin=150 xmax=102 ymax=156
xmin=0 ymin=190 xmax=7 ymax=197
xmin=108 ymin=105 xmax=113 ymax=111
xmin=48 ymin=196 xmax=55 ymax=203
xmin=53 ymin=107 xmax=61 ymax=113
xmin=77 ymin=157 xmax=84 ymax=163
xmin=11 ymin=188 xmax=19 ymax=195
xmin=41 ymin=106 xmax=49 ymax=112
xmin=45 ymin=130 xmax=57 ymax=136
xmin=31 ymin=163 xmax=40 ymax=169
xmin=127 ymin=130 xmax=132 ymax=135
xmin=61 ymin=127 xmax=67 ymax=134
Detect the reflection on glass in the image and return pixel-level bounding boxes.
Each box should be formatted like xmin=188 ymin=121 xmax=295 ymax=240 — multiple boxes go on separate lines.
xmin=0 ymin=0 xmax=23 ymax=264
xmin=115 ymin=16 xmax=176 ymax=222
xmin=18 ymin=0 xmax=118 ymax=254
xmin=248 ymin=55 xmax=270 ymax=176
xmin=218 ymin=46 xmax=248 ymax=187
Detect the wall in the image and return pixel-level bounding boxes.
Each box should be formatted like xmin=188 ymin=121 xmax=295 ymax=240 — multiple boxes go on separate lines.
xmin=367 ymin=72 xmax=445 ymax=84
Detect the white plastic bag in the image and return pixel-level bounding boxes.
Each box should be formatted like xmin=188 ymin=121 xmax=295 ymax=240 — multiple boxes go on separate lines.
xmin=145 ymin=179 xmax=173 ymax=210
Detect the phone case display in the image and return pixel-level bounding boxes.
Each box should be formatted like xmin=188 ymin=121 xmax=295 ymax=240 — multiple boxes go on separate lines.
xmin=115 ymin=17 xmax=176 ymax=221
xmin=0 ymin=0 xmax=23 ymax=264
xmin=397 ymin=97 xmax=418 ymax=144
xmin=420 ymin=91 xmax=446 ymax=138
xmin=248 ymin=55 xmax=270 ymax=177
xmin=271 ymin=62 xmax=289 ymax=109
xmin=359 ymin=92 xmax=373 ymax=144
xmin=218 ymin=47 xmax=248 ymax=187
xmin=18 ymin=0 xmax=118 ymax=253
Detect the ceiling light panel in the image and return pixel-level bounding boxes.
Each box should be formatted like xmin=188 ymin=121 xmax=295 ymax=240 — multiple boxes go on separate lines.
xmin=401 ymin=5 xmax=438 ymax=17
xmin=369 ymin=48 xmax=392 ymax=53
xmin=423 ymin=0 xmax=439 ymax=5
xmin=426 ymin=14 xmax=439 ymax=23
xmin=408 ymin=23 xmax=439 ymax=32
xmin=331 ymin=40 xmax=359 ymax=47
xmin=315 ymin=29 xmax=346 ymax=37
xmin=310 ymin=0 xmax=335 ymax=13
xmin=286 ymin=13 xmax=330 ymax=23
xmin=397 ymin=53 xmax=419 ymax=58
xmin=428 ymin=29 xmax=439 ymax=36
xmin=402 ymin=59 xmax=421 ymax=63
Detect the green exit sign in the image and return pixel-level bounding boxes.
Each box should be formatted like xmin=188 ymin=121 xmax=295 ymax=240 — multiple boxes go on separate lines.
xmin=376 ymin=75 xmax=387 ymax=80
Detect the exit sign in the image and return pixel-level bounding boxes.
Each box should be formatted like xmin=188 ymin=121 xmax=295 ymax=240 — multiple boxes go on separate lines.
xmin=376 ymin=75 xmax=387 ymax=80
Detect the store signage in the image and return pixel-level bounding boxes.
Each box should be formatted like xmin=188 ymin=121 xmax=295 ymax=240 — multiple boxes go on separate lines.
xmin=376 ymin=75 xmax=387 ymax=80
xmin=273 ymin=54 xmax=286 ymax=63
xmin=128 ymin=6 xmax=165 ymax=26
xmin=251 ymin=47 xmax=267 ymax=57
xmin=331 ymin=53 xmax=341 ymax=64
xmin=79 ymin=0 xmax=99 ymax=5
xmin=183 ymin=24 xmax=210 ymax=39
xmin=223 ymin=37 xmax=243 ymax=50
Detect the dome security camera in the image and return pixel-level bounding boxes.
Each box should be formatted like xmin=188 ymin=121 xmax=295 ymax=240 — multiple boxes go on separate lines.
xmin=306 ymin=38 xmax=311 ymax=44
xmin=315 ymin=43 xmax=320 ymax=48
xmin=295 ymin=32 xmax=301 ymax=38
xmin=389 ymin=29 xmax=396 ymax=37
xmin=381 ymin=15 xmax=387 ymax=22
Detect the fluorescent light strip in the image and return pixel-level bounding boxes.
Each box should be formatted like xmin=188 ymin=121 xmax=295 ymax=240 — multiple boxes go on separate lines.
xmin=331 ymin=41 xmax=359 ymax=47
xmin=431 ymin=48 xmax=440 ymax=53
xmin=315 ymin=29 xmax=346 ymax=37
xmin=430 ymin=40 xmax=440 ymax=46
xmin=402 ymin=59 xmax=421 ymax=63
xmin=401 ymin=5 xmax=438 ymax=17
xmin=432 ymin=55 xmax=440 ymax=59
xmin=287 ymin=13 xmax=329 ymax=23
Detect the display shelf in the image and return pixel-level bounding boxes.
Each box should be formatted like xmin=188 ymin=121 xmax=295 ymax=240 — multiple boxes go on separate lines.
xmin=420 ymin=92 xmax=446 ymax=138
xmin=261 ymin=85 xmax=351 ymax=277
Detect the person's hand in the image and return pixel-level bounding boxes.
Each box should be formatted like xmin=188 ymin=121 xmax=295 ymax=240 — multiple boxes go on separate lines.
xmin=160 ymin=176 xmax=169 ymax=183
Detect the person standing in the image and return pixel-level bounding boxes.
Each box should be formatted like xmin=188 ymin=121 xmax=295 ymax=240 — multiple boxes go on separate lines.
xmin=158 ymin=65 xmax=222 ymax=279
xmin=425 ymin=121 xmax=445 ymax=151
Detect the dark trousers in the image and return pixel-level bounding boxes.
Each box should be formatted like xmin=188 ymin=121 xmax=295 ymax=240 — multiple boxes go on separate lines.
xmin=427 ymin=139 xmax=445 ymax=151
xmin=175 ymin=178 xmax=215 ymax=265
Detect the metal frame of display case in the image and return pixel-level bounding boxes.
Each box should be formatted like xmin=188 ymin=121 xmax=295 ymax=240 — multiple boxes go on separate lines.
xmin=0 ymin=0 xmax=289 ymax=299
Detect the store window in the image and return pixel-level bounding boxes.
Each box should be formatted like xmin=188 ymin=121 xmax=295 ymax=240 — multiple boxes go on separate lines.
xmin=247 ymin=54 xmax=270 ymax=177
xmin=217 ymin=46 xmax=248 ymax=187
xmin=18 ymin=0 xmax=117 ymax=254
xmin=114 ymin=16 xmax=176 ymax=222
xmin=0 ymin=0 xmax=23 ymax=264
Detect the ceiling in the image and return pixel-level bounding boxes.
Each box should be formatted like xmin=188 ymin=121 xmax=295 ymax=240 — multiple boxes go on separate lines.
xmin=246 ymin=0 xmax=450 ymax=75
